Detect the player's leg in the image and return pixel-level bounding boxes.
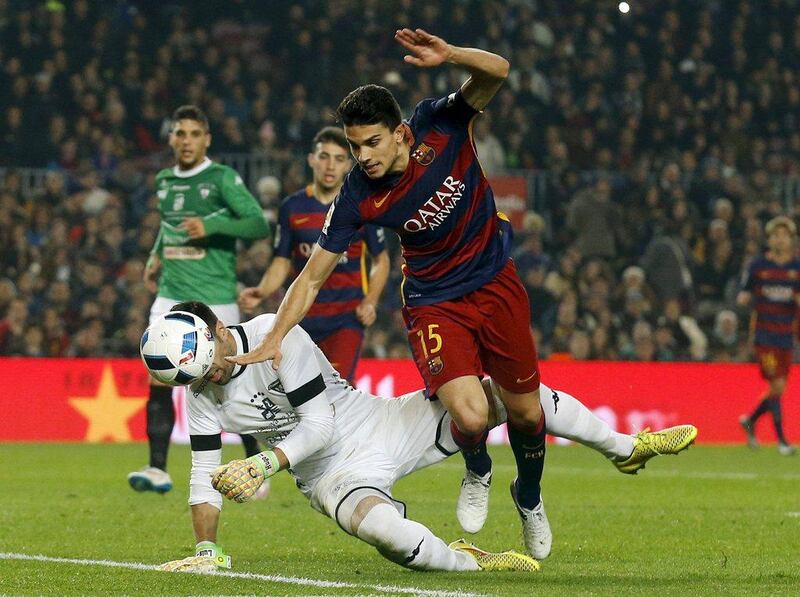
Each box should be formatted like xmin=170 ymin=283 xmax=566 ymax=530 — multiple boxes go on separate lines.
xmin=764 ymin=367 xmax=795 ymax=454
xmin=741 ymin=348 xmax=783 ymax=449
xmin=477 ymin=260 xmax=550 ymax=559
xmin=338 ymin=489 xmax=478 ymax=571
xmin=129 ymin=297 xmax=179 ymax=493
xmin=317 ymin=327 xmax=364 ymax=382
xmin=403 ymin=303 xmax=493 ymax=533
xmin=487 ymin=378 xmax=696 ymax=473
xmin=331 ymin=487 xmax=536 ymax=571
xmin=484 ymin=378 xmax=634 ymax=460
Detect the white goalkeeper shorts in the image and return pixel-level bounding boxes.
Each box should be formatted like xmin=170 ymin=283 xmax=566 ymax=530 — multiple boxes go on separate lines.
xmin=149 ymin=296 xmax=241 ymax=326
xmin=309 ymin=390 xmax=459 ymax=521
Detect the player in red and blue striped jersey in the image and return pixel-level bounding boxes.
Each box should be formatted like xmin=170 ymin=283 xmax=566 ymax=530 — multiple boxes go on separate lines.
xmin=738 ymin=215 xmax=800 ymax=455
xmin=239 ymin=127 xmax=389 ymax=381
xmin=228 ymin=29 xmax=697 ymax=558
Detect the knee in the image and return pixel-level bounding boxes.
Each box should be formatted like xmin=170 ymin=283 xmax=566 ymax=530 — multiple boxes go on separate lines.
xmin=506 ymin=393 xmax=543 ymax=432
xmin=451 ymin=408 xmax=489 ymax=436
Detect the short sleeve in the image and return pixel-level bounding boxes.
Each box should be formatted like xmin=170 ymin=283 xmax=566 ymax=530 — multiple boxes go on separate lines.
xmin=220 ymin=167 xmax=262 ymax=218
xmin=318 ymin=184 xmax=363 ymax=254
xmin=277 ymin=326 xmax=326 ymax=408
xmin=273 ymin=198 xmax=293 ymax=257
xmin=420 ymin=90 xmax=479 ymax=130
xmin=187 ymin=389 xmax=223 ymax=436
xmin=364 ymin=225 xmax=386 ymax=256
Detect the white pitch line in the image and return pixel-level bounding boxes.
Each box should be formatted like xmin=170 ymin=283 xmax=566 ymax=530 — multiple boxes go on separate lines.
xmin=0 ymin=552 xmax=485 ymax=597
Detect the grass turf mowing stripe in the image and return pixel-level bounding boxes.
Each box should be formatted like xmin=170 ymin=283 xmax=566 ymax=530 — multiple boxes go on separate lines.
xmin=0 ymin=552 xmax=485 ymax=597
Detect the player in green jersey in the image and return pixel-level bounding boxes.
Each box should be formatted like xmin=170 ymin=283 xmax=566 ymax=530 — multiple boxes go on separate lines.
xmin=128 ymin=105 xmax=270 ymax=494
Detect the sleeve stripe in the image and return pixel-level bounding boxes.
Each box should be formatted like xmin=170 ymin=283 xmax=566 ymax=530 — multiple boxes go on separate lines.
xmin=287 ymin=374 xmax=326 ymax=407
xmin=190 ymin=434 xmax=222 ymax=451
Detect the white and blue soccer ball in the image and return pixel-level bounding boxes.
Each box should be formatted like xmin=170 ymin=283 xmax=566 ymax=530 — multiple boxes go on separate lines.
xmin=140 ymin=311 xmax=215 ymax=386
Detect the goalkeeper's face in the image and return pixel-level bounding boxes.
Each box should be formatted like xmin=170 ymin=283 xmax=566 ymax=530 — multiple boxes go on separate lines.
xmin=202 ymin=325 xmax=236 ymax=385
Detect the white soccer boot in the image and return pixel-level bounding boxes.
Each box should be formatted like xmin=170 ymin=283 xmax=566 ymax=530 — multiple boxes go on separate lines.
xmin=510 ymin=478 xmax=552 ymax=560
xmin=456 ymin=469 xmax=491 ymax=533
xmin=778 ymin=442 xmax=797 ymax=456
xmin=128 ymin=466 xmax=173 ymax=493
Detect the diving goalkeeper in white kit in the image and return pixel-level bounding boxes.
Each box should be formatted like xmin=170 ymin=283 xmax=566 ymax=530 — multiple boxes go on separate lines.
xmin=145 ymin=301 xmax=696 ymax=573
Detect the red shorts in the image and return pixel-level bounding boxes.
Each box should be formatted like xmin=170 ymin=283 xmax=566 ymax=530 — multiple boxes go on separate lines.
xmin=317 ymin=328 xmax=364 ymax=382
xmin=756 ymin=346 xmax=792 ymax=380
xmin=402 ymin=260 xmax=539 ymax=397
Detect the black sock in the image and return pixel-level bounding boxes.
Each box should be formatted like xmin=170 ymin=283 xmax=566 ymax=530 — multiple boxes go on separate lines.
xmin=767 ymin=398 xmax=788 ymax=444
xmin=749 ymin=397 xmax=773 ymax=423
xmin=450 ymin=421 xmax=492 ymax=477
xmin=240 ymin=434 xmax=261 ymax=458
xmin=147 ymin=385 xmax=175 ymax=471
xmin=508 ymin=415 xmax=546 ymax=510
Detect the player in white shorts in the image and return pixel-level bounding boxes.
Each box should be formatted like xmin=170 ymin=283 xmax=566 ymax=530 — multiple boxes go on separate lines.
xmin=146 ymin=301 xmax=696 ymax=573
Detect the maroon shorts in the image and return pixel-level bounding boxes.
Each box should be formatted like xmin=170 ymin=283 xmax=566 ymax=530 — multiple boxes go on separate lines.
xmin=402 ymin=260 xmax=540 ymax=397
xmin=756 ymin=346 xmax=792 ymax=380
xmin=317 ymin=327 xmax=364 ymax=382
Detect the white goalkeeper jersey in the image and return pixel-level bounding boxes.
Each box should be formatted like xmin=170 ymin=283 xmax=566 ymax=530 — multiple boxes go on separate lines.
xmin=187 ymin=314 xmax=383 ymax=507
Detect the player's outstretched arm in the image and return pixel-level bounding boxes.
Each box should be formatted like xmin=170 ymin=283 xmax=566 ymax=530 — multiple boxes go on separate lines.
xmin=226 ymin=244 xmax=341 ymax=367
xmin=394 ymin=28 xmax=509 ymax=111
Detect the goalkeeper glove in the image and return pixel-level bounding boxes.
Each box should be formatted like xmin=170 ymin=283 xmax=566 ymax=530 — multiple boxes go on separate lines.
xmin=211 ymin=450 xmax=280 ymax=503
xmin=160 ymin=542 xmax=231 ymax=572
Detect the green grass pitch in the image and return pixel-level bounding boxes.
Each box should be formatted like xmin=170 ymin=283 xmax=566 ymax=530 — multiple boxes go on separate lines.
xmin=1 ymin=442 xmax=798 ymax=596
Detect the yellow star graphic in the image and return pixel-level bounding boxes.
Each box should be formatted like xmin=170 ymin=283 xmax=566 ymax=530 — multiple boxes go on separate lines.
xmin=69 ymin=364 xmax=148 ymax=442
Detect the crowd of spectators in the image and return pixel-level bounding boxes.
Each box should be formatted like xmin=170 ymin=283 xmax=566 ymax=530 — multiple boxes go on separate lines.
xmin=2 ymin=0 xmax=800 ymax=363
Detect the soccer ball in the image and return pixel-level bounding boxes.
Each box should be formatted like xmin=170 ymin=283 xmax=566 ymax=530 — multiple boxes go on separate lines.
xmin=140 ymin=311 xmax=215 ymax=386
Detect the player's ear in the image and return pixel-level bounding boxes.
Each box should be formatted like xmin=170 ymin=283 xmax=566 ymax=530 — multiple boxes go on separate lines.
xmin=307 ymin=152 xmax=315 ymax=168
xmin=215 ymin=319 xmax=226 ymax=338
xmin=205 ymin=132 xmax=212 ymax=149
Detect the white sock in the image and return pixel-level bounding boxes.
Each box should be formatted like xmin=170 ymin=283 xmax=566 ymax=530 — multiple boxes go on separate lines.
xmin=538 ymin=383 xmax=634 ymax=460
xmin=356 ymin=503 xmax=479 ymax=571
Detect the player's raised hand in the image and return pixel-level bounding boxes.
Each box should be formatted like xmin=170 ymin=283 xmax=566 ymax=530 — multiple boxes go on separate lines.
xmin=181 ymin=216 xmax=207 ymax=239
xmin=238 ymin=286 xmax=264 ymax=311
xmin=394 ymin=28 xmax=452 ymax=68
xmin=225 ymin=330 xmax=283 ymax=368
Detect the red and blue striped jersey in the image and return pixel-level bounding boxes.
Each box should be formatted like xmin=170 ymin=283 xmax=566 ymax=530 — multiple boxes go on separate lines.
xmin=275 ymin=185 xmax=386 ymax=340
xmin=318 ymin=91 xmax=513 ymax=307
xmin=741 ymin=255 xmax=800 ymax=349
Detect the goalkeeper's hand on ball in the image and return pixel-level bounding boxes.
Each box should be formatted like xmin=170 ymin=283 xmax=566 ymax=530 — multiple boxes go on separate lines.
xmin=211 ymin=451 xmax=280 ymax=503
xmin=160 ymin=541 xmax=231 ymax=572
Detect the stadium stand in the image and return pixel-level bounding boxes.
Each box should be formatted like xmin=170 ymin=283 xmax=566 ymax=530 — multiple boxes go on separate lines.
xmin=1 ymin=0 xmax=799 ymax=361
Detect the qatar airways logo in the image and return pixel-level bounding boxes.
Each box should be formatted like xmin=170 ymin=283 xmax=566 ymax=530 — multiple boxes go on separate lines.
xmin=403 ymin=176 xmax=466 ymax=232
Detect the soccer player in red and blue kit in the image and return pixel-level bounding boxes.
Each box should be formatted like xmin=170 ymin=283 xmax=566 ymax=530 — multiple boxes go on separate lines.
xmin=738 ymin=215 xmax=799 ymax=455
xmin=229 ymin=29 xmax=697 ymax=559
xmin=239 ymin=127 xmax=390 ymax=381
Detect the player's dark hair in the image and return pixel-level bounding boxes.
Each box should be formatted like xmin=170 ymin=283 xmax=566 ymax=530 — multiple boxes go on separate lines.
xmin=312 ymin=126 xmax=349 ymax=152
xmin=171 ymin=105 xmax=209 ymax=131
xmin=337 ymin=85 xmax=402 ymax=130
xmin=171 ymin=301 xmax=218 ymax=336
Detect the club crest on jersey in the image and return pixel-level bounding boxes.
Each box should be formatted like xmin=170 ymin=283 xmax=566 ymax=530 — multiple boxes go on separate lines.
xmin=411 ymin=143 xmax=436 ymax=166
xmin=428 ymin=356 xmax=444 ymax=376
xmin=268 ymin=379 xmax=286 ymax=394
xmin=198 ymin=183 xmax=214 ymax=199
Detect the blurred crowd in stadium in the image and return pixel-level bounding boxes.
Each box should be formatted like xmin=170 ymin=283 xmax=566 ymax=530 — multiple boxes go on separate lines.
xmin=1 ymin=0 xmax=800 ymax=362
